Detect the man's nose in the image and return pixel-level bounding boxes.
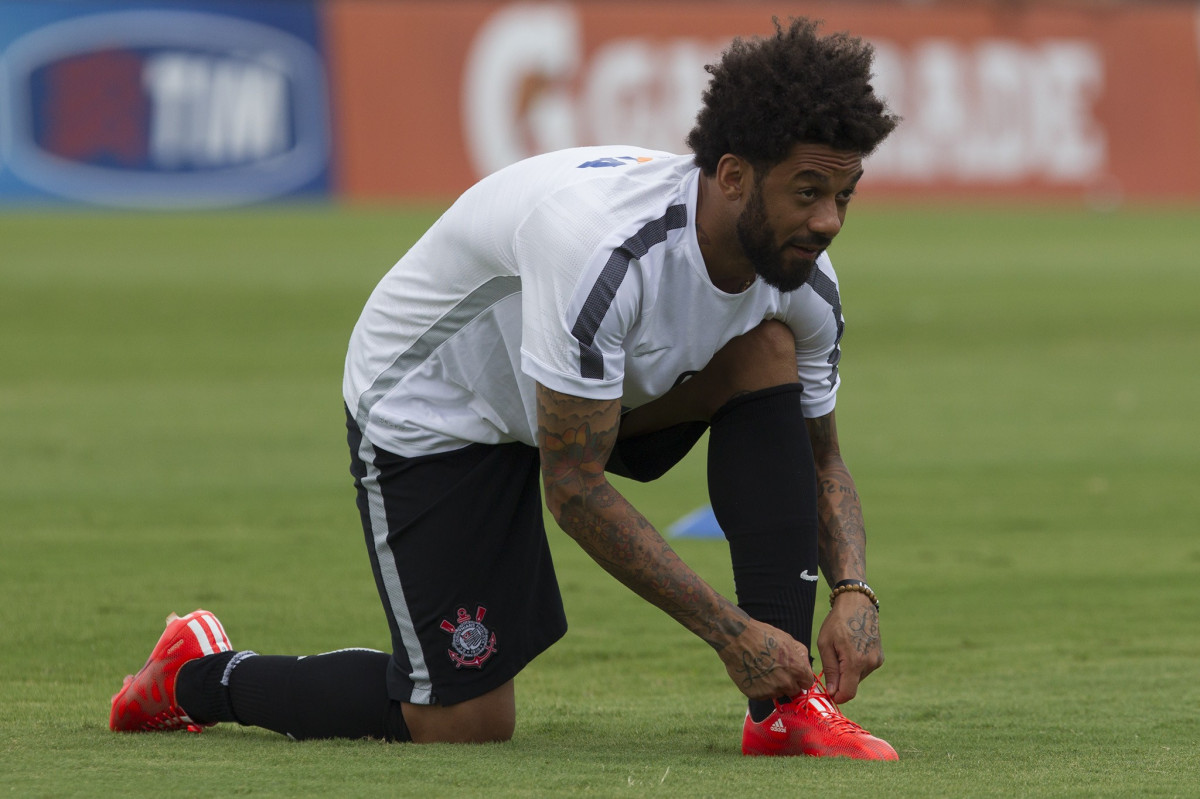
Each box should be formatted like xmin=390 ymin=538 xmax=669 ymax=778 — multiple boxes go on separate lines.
xmin=809 ymin=199 xmax=842 ymax=239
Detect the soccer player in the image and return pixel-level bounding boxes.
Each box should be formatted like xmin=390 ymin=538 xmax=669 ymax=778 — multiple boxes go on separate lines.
xmin=111 ymin=18 xmax=900 ymax=759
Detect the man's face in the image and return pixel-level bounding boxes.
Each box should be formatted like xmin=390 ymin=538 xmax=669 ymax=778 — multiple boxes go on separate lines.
xmin=735 ymin=144 xmax=864 ymax=292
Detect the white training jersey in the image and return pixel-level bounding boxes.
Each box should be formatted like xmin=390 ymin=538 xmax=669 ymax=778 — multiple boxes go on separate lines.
xmin=343 ymin=146 xmax=845 ymax=457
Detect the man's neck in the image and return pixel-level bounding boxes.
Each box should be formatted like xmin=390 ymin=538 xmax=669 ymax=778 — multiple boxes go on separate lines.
xmin=695 ymin=173 xmax=756 ymax=294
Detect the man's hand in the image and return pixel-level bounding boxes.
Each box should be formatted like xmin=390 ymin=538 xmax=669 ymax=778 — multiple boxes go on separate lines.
xmin=717 ymin=617 xmax=815 ymax=701
xmin=816 ymin=590 xmax=882 ymax=704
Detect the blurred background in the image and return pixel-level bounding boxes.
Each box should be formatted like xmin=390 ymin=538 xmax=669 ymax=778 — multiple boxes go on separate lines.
xmin=2 ymin=0 xmax=1197 ymax=209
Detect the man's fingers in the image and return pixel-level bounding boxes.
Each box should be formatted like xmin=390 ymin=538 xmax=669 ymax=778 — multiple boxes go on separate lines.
xmin=784 ymin=645 xmax=815 ymax=697
xmin=829 ymin=652 xmax=862 ymax=703
xmin=779 ymin=639 xmax=815 ymax=684
xmin=799 ymin=647 xmax=817 ymax=688
xmin=817 ymin=637 xmax=840 ymax=695
xmin=823 ymin=663 xmax=840 ymax=700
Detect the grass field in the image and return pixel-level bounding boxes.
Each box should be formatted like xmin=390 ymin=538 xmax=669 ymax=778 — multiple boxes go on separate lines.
xmin=2 ymin=203 xmax=1198 ymax=797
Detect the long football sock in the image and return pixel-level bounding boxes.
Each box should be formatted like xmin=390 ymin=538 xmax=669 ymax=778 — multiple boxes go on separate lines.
xmin=177 ymin=649 xmax=410 ymax=741
xmin=707 ymin=384 xmax=819 ymax=722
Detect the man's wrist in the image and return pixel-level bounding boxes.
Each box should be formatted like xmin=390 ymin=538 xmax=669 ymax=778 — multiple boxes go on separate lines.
xmin=829 ymin=579 xmax=879 ymax=611
xmin=701 ymin=602 xmax=752 ymax=652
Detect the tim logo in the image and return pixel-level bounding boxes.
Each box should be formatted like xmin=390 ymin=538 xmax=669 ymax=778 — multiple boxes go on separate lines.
xmin=0 ymin=10 xmax=329 ymax=207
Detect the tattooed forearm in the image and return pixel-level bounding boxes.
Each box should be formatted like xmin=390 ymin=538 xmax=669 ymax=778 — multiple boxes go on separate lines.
xmin=536 ymin=384 xmax=745 ymax=650
xmin=557 ymin=486 xmax=748 ymax=649
xmin=816 ymin=468 xmax=867 ymax=581
xmin=806 ymin=412 xmax=868 ymax=583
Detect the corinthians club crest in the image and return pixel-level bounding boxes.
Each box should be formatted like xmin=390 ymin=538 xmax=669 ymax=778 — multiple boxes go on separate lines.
xmin=440 ymin=606 xmax=497 ymax=669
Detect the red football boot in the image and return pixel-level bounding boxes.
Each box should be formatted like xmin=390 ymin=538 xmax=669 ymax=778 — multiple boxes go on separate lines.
xmin=741 ymin=674 xmax=898 ymax=760
xmin=110 ymin=609 xmax=232 ymax=733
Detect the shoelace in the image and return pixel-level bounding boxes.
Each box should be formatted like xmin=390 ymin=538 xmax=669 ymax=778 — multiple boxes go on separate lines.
xmin=776 ymin=673 xmax=870 ymax=736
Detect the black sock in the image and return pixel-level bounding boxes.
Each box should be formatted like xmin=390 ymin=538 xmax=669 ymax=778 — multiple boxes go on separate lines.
xmin=176 ymin=651 xmax=238 ymax=724
xmin=177 ymin=649 xmax=410 ymax=742
xmin=707 ymin=384 xmax=819 ymax=722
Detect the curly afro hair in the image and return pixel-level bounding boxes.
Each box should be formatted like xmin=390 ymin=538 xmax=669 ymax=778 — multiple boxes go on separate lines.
xmin=686 ymin=18 xmax=899 ymax=174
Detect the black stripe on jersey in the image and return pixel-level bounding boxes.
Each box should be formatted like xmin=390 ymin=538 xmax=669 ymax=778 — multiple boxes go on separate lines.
xmin=806 ymin=266 xmax=844 ymax=390
xmin=571 ymin=204 xmax=688 ymax=379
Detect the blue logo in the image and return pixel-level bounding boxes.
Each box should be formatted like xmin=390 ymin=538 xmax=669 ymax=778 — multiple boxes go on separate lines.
xmin=577 ymin=156 xmax=654 ymax=169
xmin=0 ymin=9 xmax=330 ymax=207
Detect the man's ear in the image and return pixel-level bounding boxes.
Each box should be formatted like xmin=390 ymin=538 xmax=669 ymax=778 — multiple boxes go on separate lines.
xmin=714 ymin=154 xmax=752 ymax=202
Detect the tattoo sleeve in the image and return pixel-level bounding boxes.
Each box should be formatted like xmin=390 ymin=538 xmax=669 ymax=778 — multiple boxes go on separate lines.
xmin=805 ymin=411 xmax=867 ymax=584
xmin=536 ymin=384 xmax=747 ymax=650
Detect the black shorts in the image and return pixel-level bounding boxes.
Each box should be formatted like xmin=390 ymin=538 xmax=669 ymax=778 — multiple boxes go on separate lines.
xmin=347 ymin=411 xmax=566 ymax=707
xmin=607 ymin=420 xmax=708 ymax=483
xmin=346 ymin=408 xmax=706 ymax=706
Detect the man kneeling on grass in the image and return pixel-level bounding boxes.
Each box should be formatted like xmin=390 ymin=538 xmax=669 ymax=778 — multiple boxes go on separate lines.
xmin=111 ymin=17 xmax=900 ymax=759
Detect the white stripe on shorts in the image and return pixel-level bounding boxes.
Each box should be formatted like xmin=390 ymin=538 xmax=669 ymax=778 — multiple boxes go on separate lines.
xmin=357 ymin=432 xmax=434 ymax=704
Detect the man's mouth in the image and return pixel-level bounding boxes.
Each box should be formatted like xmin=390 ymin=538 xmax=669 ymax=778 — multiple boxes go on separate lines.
xmin=787 ymin=241 xmax=828 ymax=259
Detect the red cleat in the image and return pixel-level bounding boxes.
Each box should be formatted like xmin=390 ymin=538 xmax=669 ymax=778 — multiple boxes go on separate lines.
xmin=110 ymin=609 xmax=232 ymax=733
xmin=741 ymin=674 xmax=898 ymax=760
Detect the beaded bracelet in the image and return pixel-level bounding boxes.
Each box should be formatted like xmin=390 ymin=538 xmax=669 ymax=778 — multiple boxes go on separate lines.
xmin=829 ymin=579 xmax=879 ymax=610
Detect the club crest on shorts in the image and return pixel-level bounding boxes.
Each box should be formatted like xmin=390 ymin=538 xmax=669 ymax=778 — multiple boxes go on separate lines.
xmin=440 ymin=606 xmax=497 ymax=669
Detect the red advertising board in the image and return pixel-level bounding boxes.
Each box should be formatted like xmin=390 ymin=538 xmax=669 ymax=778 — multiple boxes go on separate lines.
xmin=325 ymin=0 xmax=1200 ymax=203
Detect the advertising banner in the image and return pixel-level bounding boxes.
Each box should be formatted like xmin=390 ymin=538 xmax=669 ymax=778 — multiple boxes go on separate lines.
xmin=0 ymin=0 xmax=331 ymax=207
xmin=3 ymin=1 xmax=1198 ymax=206
xmin=325 ymin=0 xmax=1200 ymax=204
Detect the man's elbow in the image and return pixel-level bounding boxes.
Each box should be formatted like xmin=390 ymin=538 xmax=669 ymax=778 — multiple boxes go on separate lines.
xmin=541 ymin=480 xmax=580 ymax=536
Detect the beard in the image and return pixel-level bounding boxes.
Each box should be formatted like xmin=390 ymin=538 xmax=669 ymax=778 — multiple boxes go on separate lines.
xmin=735 ymin=184 xmax=828 ymax=293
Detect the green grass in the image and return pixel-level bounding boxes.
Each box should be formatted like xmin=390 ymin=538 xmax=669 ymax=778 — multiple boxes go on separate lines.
xmin=1 ymin=204 xmax=1197 ymax=797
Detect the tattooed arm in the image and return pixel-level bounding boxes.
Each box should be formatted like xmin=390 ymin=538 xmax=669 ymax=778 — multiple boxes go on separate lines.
xmin=806 ymin=410 xmax=884 ymax=704
xmin=536 ymin=383 xmax=814 ymax=701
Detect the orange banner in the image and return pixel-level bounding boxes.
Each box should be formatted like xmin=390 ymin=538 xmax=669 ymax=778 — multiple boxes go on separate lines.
xmin=326 ymin=1 xmax=1200 ymax=203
